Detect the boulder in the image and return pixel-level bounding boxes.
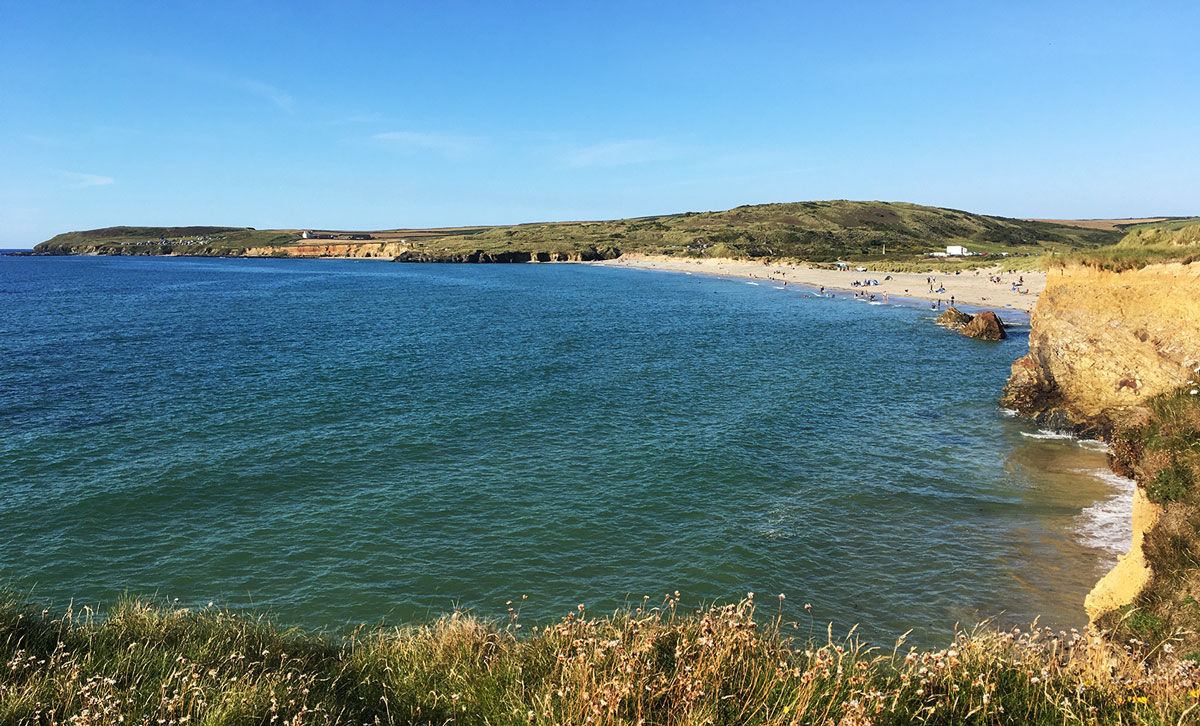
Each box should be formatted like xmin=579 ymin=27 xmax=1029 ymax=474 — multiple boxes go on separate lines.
xmin=936 ymin=306 xmax=973 ymax=330
xmin=961 ymin=311 xmax=1007 ymax=341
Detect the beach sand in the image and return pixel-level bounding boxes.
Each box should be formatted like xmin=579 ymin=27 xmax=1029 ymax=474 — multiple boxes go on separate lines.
xmin=593 ymin=255 xmax=1045 ymax=313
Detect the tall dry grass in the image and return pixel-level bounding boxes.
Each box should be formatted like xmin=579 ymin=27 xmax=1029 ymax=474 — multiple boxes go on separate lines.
xmin=3 ymin=591 xmax=1198 ymax=725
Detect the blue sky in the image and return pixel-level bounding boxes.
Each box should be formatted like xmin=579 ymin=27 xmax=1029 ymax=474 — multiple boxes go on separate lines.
xmin=1 ymin=1 xmax=1197 ymax=247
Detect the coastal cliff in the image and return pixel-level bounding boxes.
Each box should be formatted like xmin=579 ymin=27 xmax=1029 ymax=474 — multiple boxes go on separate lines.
xmin=1001 ymin=262 xmax=1200 ymax=438
xmin=1002 ymin=261 xmax=1200 ymax=635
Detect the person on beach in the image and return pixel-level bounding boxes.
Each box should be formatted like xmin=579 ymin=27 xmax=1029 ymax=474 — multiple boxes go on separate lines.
xmin=950 ymin=295 xmax=955 ymax=308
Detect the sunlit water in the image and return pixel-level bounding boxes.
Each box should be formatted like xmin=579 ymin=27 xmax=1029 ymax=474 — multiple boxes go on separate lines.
xmin=0 ymin=256 xmax=1130 ymax=644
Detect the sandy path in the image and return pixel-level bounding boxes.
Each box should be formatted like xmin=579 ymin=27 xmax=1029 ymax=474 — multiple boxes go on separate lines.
xmin=592 ymin=255 xmax=1044 ymax=313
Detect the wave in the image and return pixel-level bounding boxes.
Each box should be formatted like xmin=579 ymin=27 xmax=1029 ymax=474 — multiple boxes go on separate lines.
xmin=1074 ymin=469 xmax=1136 ymax=556
xmin=1019 ymin=429 xmax=1110 ymax=451
xmin=1020 ymin=429 xmax=1076 ymax=440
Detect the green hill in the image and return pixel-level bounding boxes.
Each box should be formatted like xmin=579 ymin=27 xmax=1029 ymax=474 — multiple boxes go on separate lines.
xmin=31 ymin=200 xmax=1124 ymax=264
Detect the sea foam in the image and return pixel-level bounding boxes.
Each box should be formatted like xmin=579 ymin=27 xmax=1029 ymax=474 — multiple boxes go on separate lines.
xmin=1075 ymin=469 xmax=1135 ymax=557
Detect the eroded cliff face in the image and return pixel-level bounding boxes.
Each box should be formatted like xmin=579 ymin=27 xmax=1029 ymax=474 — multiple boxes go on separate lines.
xmin=1002 ymin=262 xmax=1200 ymax=622
xmin=1002 ymin=262 xmax=1200 ymax=438
xmin=242 ymin=243 xmax=411 ymax=259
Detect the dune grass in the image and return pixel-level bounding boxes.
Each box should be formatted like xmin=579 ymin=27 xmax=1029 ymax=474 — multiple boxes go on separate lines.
xmin=2 ymin=591 xmax=1197 ymax=725
xmin=1057 ymin=219 xmax=1200 ymax=271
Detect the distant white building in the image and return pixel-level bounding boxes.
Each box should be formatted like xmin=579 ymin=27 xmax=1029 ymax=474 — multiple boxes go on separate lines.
xmin=946 ymin=245 xmax=969 ymax=256
xmin=301 ymin=231 xmax=313 ymax=239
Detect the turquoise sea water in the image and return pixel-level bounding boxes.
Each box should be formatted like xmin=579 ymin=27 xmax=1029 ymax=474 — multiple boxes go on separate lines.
xmin=0 ymin=256 xmax=1128 ymax=643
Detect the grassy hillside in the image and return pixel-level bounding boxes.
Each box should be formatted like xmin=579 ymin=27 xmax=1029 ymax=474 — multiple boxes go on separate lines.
xmin=1058 ymin=218 xmax=1200 ymax=271
xmin=31 ymin=201 xmax=1124 ymax=265
xmin=31 ymin=226 xmax=304 ymax=255
xmin=2 ymin=592 xmax=1195 ymax=725
xmin=420 ymin=201 xmax=1119 ymax=261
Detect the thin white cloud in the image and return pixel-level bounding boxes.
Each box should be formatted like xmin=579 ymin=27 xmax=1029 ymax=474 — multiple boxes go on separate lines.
xmin=57 ymin=171 xmax=115 ymax=188
xmin=236 ymin=78 xmax=295 ymax=112
xmin=563 ymin=139 xmax=669 ymax=168
xmin=166 ymin=62 xmax=296 ymax=112
xmin=372 ymin=131 xmax=479 ymax=158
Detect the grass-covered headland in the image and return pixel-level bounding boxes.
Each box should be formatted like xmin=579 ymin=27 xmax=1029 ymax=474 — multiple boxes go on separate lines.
xmin=2 ymin=591 xmax=1197 ymax=726
xmin=29 ymin=201 xmax=1126 ymax=268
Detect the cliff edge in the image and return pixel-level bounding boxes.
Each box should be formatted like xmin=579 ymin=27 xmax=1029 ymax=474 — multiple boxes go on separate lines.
xmin=1002 ymin=261 xmax=1200 ymax=633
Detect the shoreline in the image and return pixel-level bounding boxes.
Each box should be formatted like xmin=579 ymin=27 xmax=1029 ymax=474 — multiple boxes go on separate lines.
xmin=591 ymin=254 xmax=1044 ymax=314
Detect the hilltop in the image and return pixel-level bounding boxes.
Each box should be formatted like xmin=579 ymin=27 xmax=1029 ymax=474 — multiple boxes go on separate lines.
xmin=31 ymin=200 xmax=1124 ymax=265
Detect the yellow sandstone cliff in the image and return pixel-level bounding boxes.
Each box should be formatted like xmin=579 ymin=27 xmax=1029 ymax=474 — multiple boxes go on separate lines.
xmin=1002 ymin=262 xmax=1200 ymax=620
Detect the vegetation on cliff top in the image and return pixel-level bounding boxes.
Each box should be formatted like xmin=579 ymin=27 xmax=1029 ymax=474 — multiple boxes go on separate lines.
xmin=30 ymin=201 xmax=1123 ymax=265
xmin=32 ymin=227 xmax=303 ymax=256
xmin=1057 ymin=218 xmax=1200 ymax=271
xmin=1105 ymin=381 xmax=1200 ymax=656
xmin=2 ymin=591 xmax=1197 ymax=725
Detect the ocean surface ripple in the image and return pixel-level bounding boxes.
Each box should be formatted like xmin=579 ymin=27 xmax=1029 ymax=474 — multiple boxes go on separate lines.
xmin=0 ymin=257 xmax=1126 ymax=643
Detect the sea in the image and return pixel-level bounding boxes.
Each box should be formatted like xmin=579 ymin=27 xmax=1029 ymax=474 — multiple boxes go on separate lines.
xmin=0 ymin=255 xmax=1133 ymax=645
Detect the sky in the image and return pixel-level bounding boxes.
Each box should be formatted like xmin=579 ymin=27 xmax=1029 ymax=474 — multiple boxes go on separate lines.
xmin=1 ymin=1 xmax=1198 ymax=247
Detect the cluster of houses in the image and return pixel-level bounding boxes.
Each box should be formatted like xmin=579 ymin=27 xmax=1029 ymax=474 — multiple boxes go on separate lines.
xmin=129 ymin=235 xmax=222 ymax=247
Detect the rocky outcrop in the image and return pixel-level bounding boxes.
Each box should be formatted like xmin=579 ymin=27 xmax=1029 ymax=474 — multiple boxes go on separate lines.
xmin=1001 ymin=262 xmax=1200 ymax=437
xmin=935 ymin=307 xmax=972 ymax=330
xmin=961 ymin=311 xmax=1007 ymax=340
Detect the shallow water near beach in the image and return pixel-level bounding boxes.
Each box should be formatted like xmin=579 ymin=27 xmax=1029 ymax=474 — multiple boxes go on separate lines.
xmin=0 ymin=256 xmax=1129 ymax=644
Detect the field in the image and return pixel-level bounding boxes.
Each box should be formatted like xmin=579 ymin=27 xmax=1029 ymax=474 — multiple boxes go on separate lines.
xmin=1024 ymin=218 xmax=1176 ymax=231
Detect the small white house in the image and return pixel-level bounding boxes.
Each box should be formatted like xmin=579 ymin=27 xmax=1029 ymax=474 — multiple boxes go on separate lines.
xmin=946 ymin=245 xmax=969 ymax=256
xmin=301 ymin=230 xmax=313 ymax=239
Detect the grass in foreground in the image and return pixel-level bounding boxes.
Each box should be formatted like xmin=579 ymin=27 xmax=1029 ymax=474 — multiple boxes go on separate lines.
xmin=2 ymin=592 xmax=1197 ymax=725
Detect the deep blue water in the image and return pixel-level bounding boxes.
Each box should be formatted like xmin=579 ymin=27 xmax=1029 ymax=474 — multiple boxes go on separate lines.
xmin=0 ymin=256 xmax=1123 ymax=643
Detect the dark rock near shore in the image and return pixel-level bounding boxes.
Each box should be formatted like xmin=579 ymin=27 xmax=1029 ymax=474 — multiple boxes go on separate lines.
xmin=961 ymin=311 xmax=1007 ymax=340
xmin=936 ymin=306 xmax=973 ymax=330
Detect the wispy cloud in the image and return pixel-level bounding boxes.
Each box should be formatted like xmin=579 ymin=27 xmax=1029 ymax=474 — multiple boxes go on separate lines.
xmin=562 ymin=139 xmax=670 ymax=168
xmin=235 ymin=78 xmax=295 ymax=112
xmin=163 ymin=61 xmax=296 ymax=113
xmin=372 ymin=131 xmax=480 ymax=159
xmin=57 ymin=171 xmax=115 ymax=188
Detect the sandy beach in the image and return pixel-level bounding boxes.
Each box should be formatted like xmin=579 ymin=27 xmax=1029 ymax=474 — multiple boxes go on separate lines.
xmin=593 ymin=255 xmax=1045 ymax=313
